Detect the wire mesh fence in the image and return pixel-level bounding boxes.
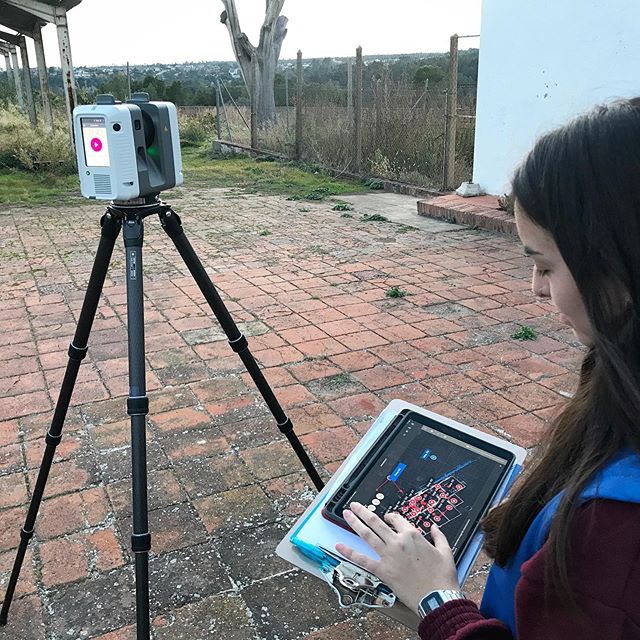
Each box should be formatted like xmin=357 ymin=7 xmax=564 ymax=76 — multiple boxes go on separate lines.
xmin=179 ymin=60 xmax=477 ymax=191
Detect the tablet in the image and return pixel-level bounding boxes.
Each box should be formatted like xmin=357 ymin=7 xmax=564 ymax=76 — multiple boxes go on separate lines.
xmin=322 ymin=409 xmax=516 ymax=563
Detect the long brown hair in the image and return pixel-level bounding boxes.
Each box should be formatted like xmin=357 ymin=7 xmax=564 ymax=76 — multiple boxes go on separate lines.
xmin=481 ymin=98 xmax=640 ymax=615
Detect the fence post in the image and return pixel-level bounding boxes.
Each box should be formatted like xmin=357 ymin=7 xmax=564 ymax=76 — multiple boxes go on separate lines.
xmin=250 ymin=58 xmax=258 ymax=149
xmin=354 ymin=45 xmax=363 ymax=173
xmin=284 ymin=70 xmax=289 ymax=128
xmin=295 ymin=50 xmax=303 ymax=160
xmin=215 ymin=78 xmax=222 ymax=139
xmin=347 ymin=58 xmax=353 ymax=121
xmin=443 ymin=33 xmax=459 ymax=190
xmin=375 ymin=78 xmax=382 ymax=147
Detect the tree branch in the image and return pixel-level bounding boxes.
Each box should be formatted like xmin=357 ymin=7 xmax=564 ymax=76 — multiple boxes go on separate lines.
xmin=258 ymin=0 xmax=286 ymax=52
xmin=220 ymin=0 xmax=256 ymax=65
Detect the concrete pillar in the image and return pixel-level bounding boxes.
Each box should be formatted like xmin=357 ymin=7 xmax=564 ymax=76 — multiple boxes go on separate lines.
xmin=8 ymin=44 xmax=25 ymax=111
xmin=17 ymin=35 xmax=37 ymax=126
xmin=54 ymin=7 xmax=77 ymax=141
xmin=1 ymin=50 xmax=13 ymax=91
xmin=32 ymin=24 xmax=53 ymax=131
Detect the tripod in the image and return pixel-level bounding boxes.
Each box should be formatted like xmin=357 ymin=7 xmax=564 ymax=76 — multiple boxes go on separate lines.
xmin=0 ymin=197 xmax=325 ymax=639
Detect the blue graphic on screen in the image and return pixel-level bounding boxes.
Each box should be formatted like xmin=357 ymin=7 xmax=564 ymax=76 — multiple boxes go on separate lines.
xmin=342 ymin=418 xmax=509 ymax=558
xmin=389 ymin=463 xmax=406 ymax=481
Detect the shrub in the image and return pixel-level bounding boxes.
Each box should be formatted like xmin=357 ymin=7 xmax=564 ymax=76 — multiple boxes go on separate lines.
xmin=0 ymin=106 xmax=76 ymax=175
xmin=178 ymin=109 xmax=218 ymax=147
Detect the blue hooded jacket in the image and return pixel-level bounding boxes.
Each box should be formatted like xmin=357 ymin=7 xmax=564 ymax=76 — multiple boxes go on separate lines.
xmin=479 ymin=448 xmax=640 ymax=636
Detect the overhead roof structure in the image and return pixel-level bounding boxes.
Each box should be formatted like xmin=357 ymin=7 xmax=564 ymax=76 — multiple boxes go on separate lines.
xmin=0 ymin=0 xmax=82 ymax=134
xmin=0 ymin=0 xmax=81 ymax=33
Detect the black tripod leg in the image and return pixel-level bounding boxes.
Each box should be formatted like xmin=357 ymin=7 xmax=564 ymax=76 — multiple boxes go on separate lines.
xmin=0 ymin=212 xmax=122 ymax=626
xmin=160 ymin=210 xmax=325 ymax=491
xmin=122 ymin=215 xmax=151 ymax=640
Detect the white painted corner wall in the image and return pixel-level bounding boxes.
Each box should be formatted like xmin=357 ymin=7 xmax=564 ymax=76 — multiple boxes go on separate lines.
xmin=472 ymin=0 xmax=640 ymax=195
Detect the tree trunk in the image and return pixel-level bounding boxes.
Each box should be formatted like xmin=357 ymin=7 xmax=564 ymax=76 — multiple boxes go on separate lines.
xmin=220 ymin=0 xmax=287 ymax=126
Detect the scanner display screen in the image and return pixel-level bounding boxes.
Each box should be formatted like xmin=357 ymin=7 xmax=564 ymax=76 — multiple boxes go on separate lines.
xmin=81 ymin=117 xmax=110 ymax=167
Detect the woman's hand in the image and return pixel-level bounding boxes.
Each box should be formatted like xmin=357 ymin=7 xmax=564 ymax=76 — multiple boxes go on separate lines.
xmin=335 ymin=502 xmax=460 ymax=615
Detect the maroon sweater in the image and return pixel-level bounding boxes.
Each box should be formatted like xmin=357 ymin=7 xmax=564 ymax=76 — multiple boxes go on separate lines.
xmin=418 ymin=500 xmax=640 ymax=639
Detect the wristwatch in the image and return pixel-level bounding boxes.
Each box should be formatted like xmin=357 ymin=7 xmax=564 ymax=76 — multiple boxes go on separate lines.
xmin=417 ymin=589 xmax=466 ymax=618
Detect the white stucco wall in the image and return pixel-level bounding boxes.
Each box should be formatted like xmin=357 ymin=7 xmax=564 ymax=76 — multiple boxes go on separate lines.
xmin=472 ymin=0 xmax=640 ymax=195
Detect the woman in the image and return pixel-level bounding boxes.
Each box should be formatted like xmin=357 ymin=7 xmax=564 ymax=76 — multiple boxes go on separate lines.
xmin=336 ymin=98 xmax=640 ymax=639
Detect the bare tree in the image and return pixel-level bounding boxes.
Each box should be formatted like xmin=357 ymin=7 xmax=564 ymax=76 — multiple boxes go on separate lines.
xmin=220 ymin=0 xmax=288 ymax=125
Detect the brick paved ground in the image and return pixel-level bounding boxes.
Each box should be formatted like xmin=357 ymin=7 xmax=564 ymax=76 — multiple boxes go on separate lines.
xmin=0 ymin=188 xmax=584 ymax=639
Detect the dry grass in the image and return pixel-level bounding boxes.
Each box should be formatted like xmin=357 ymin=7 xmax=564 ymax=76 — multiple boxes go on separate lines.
xmin=189 ymin=81 xmax=476 ymax=190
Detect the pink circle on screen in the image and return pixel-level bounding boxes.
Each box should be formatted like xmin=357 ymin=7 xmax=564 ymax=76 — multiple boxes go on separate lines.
xmin=91 ymin=138 xmax=102 ymax=152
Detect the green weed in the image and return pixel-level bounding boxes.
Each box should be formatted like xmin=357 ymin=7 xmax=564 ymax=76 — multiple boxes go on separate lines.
xmin=511 ymin=325 xmax=537 ymax=340
xmin=362 ymin=213 xmax=389 ymax=222
xmin=324 ymin=373 xmax=353 ymax=386
xmin=386 ymin=286 xmax=408 ymax=298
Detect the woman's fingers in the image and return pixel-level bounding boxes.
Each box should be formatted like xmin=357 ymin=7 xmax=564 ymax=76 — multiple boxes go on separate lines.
xmin=430 ymin=523 xmax=454 ymax=556
xmin=383 ymin=511 xmax=417 ymax=533
xmin=335 ymin=542 xmax=379 ymax=573
xmin=345 ymin=502 xmax=396 ymax=544
xmin=343 ymin=508 xmax=386 ymax=551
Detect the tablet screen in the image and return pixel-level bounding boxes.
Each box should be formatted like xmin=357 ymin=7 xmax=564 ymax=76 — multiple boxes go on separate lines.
xmin=329 ymin=412 xmax=514 ymax=561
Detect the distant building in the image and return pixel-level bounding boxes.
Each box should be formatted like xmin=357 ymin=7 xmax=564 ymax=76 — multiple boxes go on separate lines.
xmin=472 ymin=0 xmax=640 ymax=195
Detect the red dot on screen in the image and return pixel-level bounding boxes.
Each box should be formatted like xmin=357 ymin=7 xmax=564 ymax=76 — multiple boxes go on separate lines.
xmin=91 ymin=138 xmax=102 ymax=152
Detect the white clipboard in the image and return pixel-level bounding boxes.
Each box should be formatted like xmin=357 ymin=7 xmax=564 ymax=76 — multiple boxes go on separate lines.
xmin=276 ymin=399 xmax=527 ymax=629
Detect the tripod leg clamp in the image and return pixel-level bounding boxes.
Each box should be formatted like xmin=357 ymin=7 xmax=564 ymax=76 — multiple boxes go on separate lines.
xmin=20 ymin=527 xmax=34 ymax=542
xmin=131 ymin=532 xmax=151 ymax=553
xmin=228 ymin=334 xmax=248 ymax=353
xmin=68 ymin=343 xmax=88 ymax=361
xmin=127 ymin=396 xmax=149 ymax=416
xmin=277 ymin=417 xmax=294 ymax=435
xmin=45 ymin=430 xmax=63 ymax=447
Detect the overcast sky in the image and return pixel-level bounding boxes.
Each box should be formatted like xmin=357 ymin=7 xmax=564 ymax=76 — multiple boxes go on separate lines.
xmin=23 ymin=0 xmax=481 ymax=67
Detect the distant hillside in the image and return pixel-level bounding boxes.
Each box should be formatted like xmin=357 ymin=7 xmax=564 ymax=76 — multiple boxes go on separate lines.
xmin=0 ymin=50 xmax=478 ymax=108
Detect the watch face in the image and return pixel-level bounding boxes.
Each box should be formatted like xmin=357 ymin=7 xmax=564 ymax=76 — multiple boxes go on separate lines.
xmin=419 ymin=593 xmax=443 ymax=617
xmin=419 ymin=590 xmax=465 ymax=618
